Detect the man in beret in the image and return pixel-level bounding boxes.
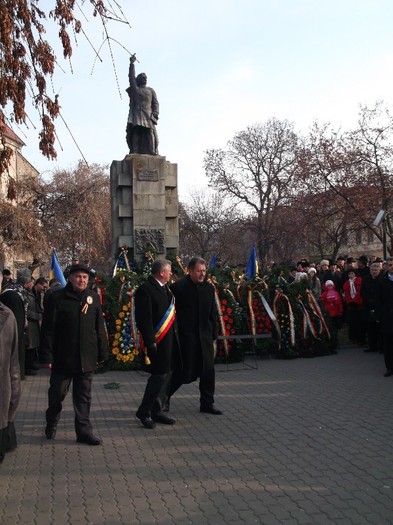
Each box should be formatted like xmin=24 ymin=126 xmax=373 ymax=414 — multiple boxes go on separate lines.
xmin=40 ymin=264 xmax=108 ymax=445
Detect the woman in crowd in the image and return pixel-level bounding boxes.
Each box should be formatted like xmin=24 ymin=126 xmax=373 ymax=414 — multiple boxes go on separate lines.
xmin=307 ymin=267 xmax=322 ymax=299
xmin=342 ymin=269 xmax=365 ymax=345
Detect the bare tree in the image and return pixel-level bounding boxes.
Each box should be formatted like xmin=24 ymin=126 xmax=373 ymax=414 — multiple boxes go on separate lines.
xmin=204 ymin=119 xmax=299 ymax=262
xmin=299 ymin=103 xmax=393 ymax=255
xmin=28 ymin=161 xmax=111 ymax=272
xmin=179 ymin=189 xmax=247 ymax=263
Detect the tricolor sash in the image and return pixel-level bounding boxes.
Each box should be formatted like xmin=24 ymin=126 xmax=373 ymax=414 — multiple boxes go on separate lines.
xmin=154 ymin=296 xmax=176 ymax=344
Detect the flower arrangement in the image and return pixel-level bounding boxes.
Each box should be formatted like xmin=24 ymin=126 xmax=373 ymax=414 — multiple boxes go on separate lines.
xmin=101 ymin=252 xmax=332 ymax=370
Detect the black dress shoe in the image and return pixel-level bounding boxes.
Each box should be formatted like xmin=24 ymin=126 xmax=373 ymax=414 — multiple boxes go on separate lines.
xmin=76 ymin=434 xmax=102 ymax=446
xmin=152 ymin=413 xmax=176 ymax=425
xmin=384 ymin=369 xmax=393 ymax=377
xmin=136 ymin=414 xmax=156 ymax=429
xmin=45 ymin=425 xmax=57 ymax=439
xmin=200 ymin=405 xmax=223 ymax=415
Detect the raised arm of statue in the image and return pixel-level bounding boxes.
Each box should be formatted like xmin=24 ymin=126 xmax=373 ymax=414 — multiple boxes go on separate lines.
xmin=127 ymin=56 xmax=137 ymax=96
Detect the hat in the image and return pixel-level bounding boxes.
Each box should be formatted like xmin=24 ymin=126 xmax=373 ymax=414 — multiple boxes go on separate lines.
xmin=346 ymin=257 xmax=355 ymax=264
xmin=308 ymin=267 xmax=317 ymax=274
xmin=68 ymin=263 xmax=92 ymax=276
xmin=358 ymin=255 xmax=368 ymax=264
xmin=328 ymin=259 xmax=336 ymax=266
xmin=17 ymin=268 xmax=32 ymax=284
xmin=325 ymin=280 xmax=334 ymax=287
xmin=320 ymin=259 xmax=329 ymax=267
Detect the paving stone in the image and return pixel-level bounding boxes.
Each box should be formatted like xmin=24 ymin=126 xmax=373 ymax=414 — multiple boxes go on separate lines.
xmin=1 ymin=346 xmax=392 ymax=524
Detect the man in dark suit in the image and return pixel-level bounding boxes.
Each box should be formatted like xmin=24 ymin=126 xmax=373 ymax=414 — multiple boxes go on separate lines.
xmin=375 ymin=257 xmax=393 ymax=377
xmin=361 ymin=262 xmax=382 ymax=353
xmin=134 ymin=258 xmax=178 ymax=429
xmin=168 ymin=257 xmax=222 ymax=415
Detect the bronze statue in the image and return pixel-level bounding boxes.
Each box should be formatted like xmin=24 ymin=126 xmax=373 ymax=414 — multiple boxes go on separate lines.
xmin=126 ymin=55 xmax=159 ymax=155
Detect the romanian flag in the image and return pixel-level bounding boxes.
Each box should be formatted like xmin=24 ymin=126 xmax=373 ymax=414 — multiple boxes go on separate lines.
xmin=49 ymin=249 xmax=66 ymax=286
xmin=245 ymin=244 xmax=259 ymax=279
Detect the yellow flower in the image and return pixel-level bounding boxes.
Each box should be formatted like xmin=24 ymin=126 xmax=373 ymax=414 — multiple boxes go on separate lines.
xmin=112 ymin=348 xmax=119 ymax=355
xmin=133 ymin=348 xmax=139 ymax=356
xmin=119 ymin=312 xmax=125 ymax=318
xmin=116 ymin=326 xmax=121 ymax=332
xmin=129 ymin=354 xmax=134 ymax=362
xmin=115 ymin=319 xmax=121 ymax=325
xmin=122 ymin=305 xmax=129 ymax=312
xmin=114 ymin=333 xmax=120 ymax=340
xmin=112 ymin=341 xmax=119 ymax=347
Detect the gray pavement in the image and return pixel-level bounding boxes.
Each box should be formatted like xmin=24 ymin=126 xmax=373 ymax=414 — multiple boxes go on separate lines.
xmin=1 ymin=345 xmax=392 ymax=525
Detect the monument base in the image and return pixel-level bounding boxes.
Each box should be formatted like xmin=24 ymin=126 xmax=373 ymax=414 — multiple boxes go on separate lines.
xmin=110 ymin=154 xmax=179 ymax=263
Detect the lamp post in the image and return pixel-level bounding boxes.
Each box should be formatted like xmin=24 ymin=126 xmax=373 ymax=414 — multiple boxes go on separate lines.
xmin=373 ymin=209 xmax=387 ymax=259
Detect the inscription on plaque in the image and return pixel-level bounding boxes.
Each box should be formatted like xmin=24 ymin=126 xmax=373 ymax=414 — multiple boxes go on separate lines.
xmin=138 ymin=169 xmax=159 ymax=182
xmin=135 ymin=228 xmax=165 ymax=254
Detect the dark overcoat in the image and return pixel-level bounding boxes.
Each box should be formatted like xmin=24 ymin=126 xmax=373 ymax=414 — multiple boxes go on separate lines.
xmin=375 ymin=272 xmax=393 ymax=334
xmin=0 ymin=303 xmax=20 ymax=429
xmin=39 ymin=283 xmax=108 ymax=374
xmin=170 ymin=275 xmax=217 ymax=384
xmin=24 ymin=287 xmax=41 ymax=350
xmin=0 ymin=288 xmax=26 ymax=378
xmin=134 ymin=276 xmax=178 ymax=375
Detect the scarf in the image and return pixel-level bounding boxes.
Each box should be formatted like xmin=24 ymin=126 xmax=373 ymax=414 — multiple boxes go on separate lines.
xmin=349 ymin=278 xmax=357 ymax=299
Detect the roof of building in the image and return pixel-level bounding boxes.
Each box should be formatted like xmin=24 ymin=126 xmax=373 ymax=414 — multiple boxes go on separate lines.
xmin=1 ymin=121 xmax=25 ymax=147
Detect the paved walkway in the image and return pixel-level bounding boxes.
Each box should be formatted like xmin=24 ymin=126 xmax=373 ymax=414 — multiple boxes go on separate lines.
xmin=0 ymin=345 xmax=392 ymax=525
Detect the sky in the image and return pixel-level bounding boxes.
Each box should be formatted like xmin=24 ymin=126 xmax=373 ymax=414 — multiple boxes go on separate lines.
xmin=12 ymin=0 xmax=393 ymax=200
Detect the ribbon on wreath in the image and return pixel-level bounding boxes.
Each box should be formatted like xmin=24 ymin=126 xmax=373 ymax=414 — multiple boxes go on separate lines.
xmin=209 ymin=278 xmax=229 ymax=357
xmin=273 ymin=292 xmax=296 ymax=348
xmin=255 ymin=290 xmax=281 ymax=339
xmin=118 ymin=275 xmax=126 ymax=303
xmin=305 ymin=290 xmax=331 ymax=339
xmin=297 ymin=298 xmax=319 ymax=339
xmin=247 ymin=286 xmax=257 ymax=337
xmin=127 ymin=290 xmax=145 ymax=362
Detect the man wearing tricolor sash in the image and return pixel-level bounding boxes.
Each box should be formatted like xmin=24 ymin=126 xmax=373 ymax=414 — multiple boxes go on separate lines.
xmin=134 ymin=259 xmax=179 ymax=429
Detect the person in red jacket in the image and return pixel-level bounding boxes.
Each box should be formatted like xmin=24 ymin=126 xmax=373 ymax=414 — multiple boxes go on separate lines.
xmin=342 ymin=270 xmax=365 ymax=345
xmin=320 ymin=280 xmax=343 ymax=350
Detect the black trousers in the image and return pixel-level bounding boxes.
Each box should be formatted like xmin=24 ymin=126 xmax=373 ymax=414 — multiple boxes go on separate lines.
xmin=168 ymin=365 xmax=215 ymax=408
xmin=137 ymin=372 xmax=171 ymax=417
xmin=367 ymin=319 xmax=381 ymax=352
xmin=382 ymin=334 xmax=393 ymax=370
xmin=46 ymin=371 xmax=94 ymax=438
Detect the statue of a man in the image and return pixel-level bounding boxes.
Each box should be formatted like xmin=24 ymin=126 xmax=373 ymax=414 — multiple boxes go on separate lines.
xmin=126 ymin=56 xmax=159 ymax=155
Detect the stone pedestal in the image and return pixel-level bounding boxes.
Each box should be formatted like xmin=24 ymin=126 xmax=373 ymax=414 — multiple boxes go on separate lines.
xmin=110 ymin=154 xmax=179 ymax=262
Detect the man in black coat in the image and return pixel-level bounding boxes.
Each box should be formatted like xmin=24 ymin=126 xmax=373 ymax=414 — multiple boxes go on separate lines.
xmin=40 ymin=264 xmax=108 ymax=445
xmin=134 ymin=258 xmax=178 ymax=429
xmin=375 ymin=257 xmax=393 ymax=377
xmin=168 ymin=257 xmax=222 ymax=415
xmin=1 ymin=279 xmax=27 ymax=380
xmin=361 ymin=263 xmax=382 ymax=353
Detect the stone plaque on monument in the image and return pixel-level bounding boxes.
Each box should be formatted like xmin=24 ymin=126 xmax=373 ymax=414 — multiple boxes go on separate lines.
xmin=138 ymin=169 xmax=159 ymax=182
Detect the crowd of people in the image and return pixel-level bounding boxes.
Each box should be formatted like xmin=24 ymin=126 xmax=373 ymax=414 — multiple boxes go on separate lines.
xmin=1 ymin=251 xmax=392 ymax=463
xmin=285 ymin=255 xmax=393 ymax=376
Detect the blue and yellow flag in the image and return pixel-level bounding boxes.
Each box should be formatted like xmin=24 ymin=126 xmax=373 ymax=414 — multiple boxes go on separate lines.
xmin=50 ymin=249 xmax=66 ymax=286
xmin=245 ymin=245 xmax=259 ymax=279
